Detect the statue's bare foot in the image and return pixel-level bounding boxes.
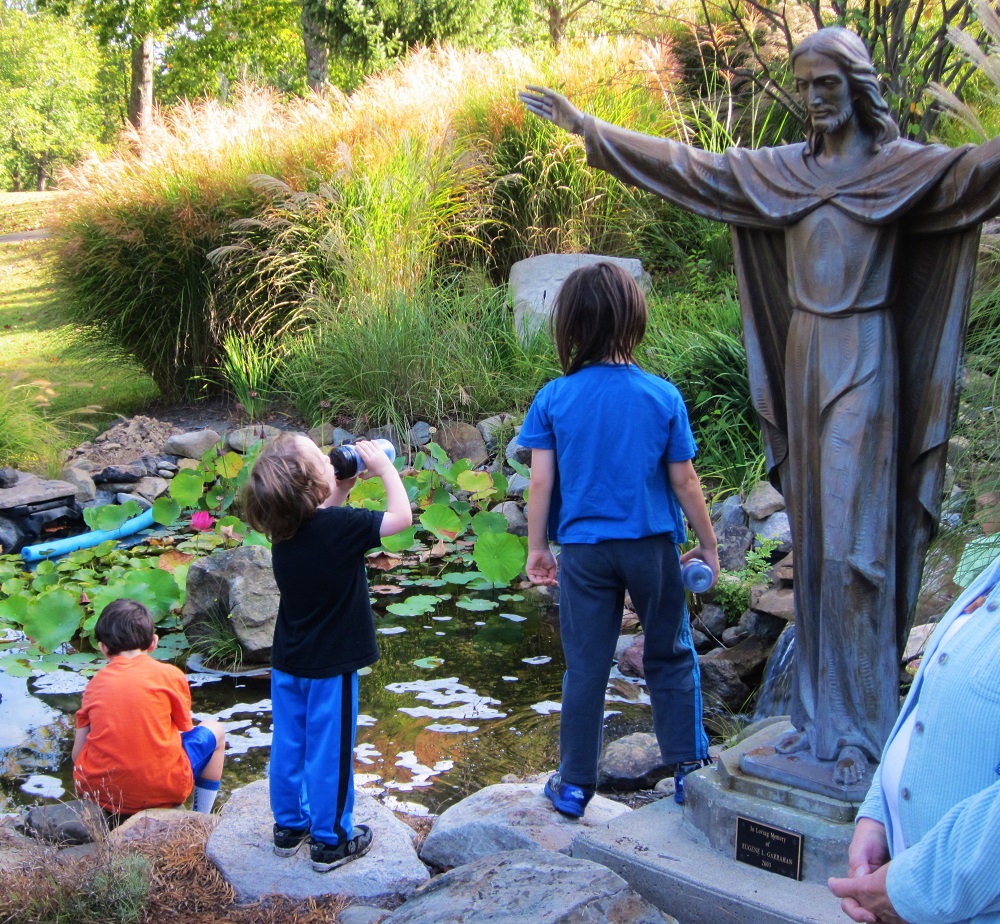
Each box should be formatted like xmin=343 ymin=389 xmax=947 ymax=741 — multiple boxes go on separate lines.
xmin=833 ymin=746 xmax=869 ymax=786
xmin=775 ymin=730 xmax=810 ymax=754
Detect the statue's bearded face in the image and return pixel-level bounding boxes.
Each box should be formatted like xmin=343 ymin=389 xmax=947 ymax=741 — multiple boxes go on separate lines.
xmin=793 ymin=50 xmax=855 ymax=137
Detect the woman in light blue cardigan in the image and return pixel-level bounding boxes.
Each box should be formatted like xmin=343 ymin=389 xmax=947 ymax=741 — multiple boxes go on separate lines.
xmin=829 ymin=553 xmax=1000 ymax=924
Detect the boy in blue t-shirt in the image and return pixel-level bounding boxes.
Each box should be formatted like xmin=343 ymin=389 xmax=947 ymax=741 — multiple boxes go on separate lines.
xmin=520 ymin=261 xmax=719 ymax=816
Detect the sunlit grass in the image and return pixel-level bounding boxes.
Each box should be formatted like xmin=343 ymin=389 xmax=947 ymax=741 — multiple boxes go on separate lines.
xmin=0 ymin=194 xmax=158 ymax=465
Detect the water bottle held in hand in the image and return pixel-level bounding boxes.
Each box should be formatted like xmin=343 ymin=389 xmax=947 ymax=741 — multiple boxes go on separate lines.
xmin=682 ymin=558 xmax=715 ymax=594
xmin=330 ymin=438 xmax=396 ymax=480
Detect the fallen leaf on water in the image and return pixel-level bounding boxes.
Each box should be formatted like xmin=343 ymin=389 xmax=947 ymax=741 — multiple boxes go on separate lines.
xmin=370 ymin=584 xmax=403 ymax=595
xmin=429 ymin=540 xmax=449 ymax=559
xmin=157 ymin=550 xmax=194 ymax=573
xmin=367 ymin=552 xmax=402 ymax=570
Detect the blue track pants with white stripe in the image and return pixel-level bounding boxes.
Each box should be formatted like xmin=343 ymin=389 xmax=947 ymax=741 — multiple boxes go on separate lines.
xmin=270 ymin=668 xmax=358 ymax=846
xmin=557 ymin=534 xmax=708 ymax=787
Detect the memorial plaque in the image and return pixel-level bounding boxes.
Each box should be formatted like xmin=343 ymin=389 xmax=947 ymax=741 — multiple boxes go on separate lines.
xmin=735 ymin=816 xmax=803 ymax=880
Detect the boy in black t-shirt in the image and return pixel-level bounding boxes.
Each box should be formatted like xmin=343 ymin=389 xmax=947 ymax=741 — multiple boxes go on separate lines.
xmin=243 ymin=433 xmax=412 ymax=872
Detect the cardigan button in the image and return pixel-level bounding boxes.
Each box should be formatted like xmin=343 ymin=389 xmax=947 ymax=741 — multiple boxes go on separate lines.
xmin=914 ymin=721 xmax=924 ymax=734
xmin=937 ymin=652 xmax=948 ymax=665
xmin=901 ymin=787 xmax=911 ymax=800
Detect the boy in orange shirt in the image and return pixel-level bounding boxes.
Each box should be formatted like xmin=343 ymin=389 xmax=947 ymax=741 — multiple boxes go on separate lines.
xmin=73 ymin=598 xmax=226 ymax=816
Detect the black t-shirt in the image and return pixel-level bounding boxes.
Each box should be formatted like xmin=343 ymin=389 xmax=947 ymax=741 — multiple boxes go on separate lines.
xmin=270 ymin=505 xmax=384 ymax=678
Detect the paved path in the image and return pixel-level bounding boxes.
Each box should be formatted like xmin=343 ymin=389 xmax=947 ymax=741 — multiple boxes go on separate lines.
xmin=0 ymin=229 xmax=51 ymax=242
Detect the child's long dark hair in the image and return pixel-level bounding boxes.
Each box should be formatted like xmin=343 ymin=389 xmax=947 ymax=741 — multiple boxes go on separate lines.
xmin=552 ymin=262 xmax=647 ymax=374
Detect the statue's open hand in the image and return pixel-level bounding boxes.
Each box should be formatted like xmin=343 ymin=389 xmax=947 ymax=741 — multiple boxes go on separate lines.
xmin=519 ymin=85 xmax=586 ymax=136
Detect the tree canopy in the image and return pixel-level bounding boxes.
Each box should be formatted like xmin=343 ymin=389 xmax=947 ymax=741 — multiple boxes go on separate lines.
xmin=0 ymin=7 xmax=109 ymax=189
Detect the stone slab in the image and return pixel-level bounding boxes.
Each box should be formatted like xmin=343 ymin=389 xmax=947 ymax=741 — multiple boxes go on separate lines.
xmin=384 ymin=848 xmax=676 ymax=924
xmin=0 ymin=473 xmax=77 ymax=514
xmin=206 ymin=780 xmax=428 ymax=907
xmin=509 ymin=253 xmax=651 ymax=339
xmin=572 ymin=796 xmax=846 ymax=924
xmin=419 ymin=782 xmax=629 ymax=869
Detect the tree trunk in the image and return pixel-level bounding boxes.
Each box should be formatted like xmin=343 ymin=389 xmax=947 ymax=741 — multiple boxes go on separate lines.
xmin=11 ymin=165 xmax=21 ymax=192
xmin=301 ymin=4 xmax=329 ymax=91
xmin=128 ymin=34 xmax=155 ymax=130
xmin=36 ymin=155 xmax=47 ymax=191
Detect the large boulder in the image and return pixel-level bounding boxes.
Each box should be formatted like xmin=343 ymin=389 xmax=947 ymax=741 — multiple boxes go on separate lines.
xmin=617 ymin=635 xmax=645 ymax=678
xmin=163 ymin=429 xmax=221 ymax=459
xmin=24 ymin=800 xmax=108 ymax=845
xmin=598 ymin=732 xmax=671 ymax=790
xmin=435 ymin=422 xmax=489 ymax=468
xmin=699 ymin=659 xmax=750 ymax=710
xmin=383 ymin=849 xmax=676 ymax=924
xmin=418 ymin=782 xmax=629 ymax=870
xmin=509 ymin=253 xmax=652 ymax=340
xmin=207 ymin=780 xmax=428 ymax=907
xmin=743 ymin=482 xmax=785 ymax=519
xmin=749 ymin=511 xmax=793 ymax=555
xmin=183 ymin=545 xmax=279 ymax=663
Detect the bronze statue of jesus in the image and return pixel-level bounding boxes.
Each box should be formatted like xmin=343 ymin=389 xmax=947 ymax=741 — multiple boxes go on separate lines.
xmin=522 ymin=27 xmax=1000 ymax=787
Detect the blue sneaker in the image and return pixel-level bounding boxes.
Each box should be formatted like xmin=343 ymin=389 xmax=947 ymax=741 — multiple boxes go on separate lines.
xmin=673 ymin=758 xmax=714 ymax=805
xmin=544 ymin=773 xmax=594 ymax=818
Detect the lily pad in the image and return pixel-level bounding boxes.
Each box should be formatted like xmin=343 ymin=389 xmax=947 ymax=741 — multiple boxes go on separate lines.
xmin=473 ymin=532 xmax=526 ymax=585
xmin=386 ymin=594 xmax=441 ymax=617
xmin=413 ymin=656 xmax=445 ymax=669
xmin=442 ymin=571 xmax=484 ymax=586
xmin=456 ymin=597 xmax=497 ymax=612
xmin=419 ymin=504 xmax=463 ymax=541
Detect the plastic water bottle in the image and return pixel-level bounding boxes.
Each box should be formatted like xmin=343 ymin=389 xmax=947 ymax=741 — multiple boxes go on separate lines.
xmin=682 ymin=558 xmax=715 ymax=594
xmin=329 ymin=438 xmax=396 ymax=480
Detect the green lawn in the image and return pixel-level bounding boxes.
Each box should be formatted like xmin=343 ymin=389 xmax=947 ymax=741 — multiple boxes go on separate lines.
xmin=0 ymin=192 xmax=158 ymax=461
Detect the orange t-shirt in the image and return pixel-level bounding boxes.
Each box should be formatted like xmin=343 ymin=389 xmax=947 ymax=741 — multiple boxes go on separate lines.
xmin=74 ymin=653 xmax=194 ymax=814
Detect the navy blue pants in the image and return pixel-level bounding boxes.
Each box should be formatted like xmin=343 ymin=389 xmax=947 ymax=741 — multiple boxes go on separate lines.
xmin=558 ymin=535 xmax=708 ymax=787
xmin=270 ymin=668 xmax=358 ymax=846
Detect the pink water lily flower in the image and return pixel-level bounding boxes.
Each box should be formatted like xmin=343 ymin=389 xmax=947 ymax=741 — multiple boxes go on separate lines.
xmin=190 ymin=511 xmax=215 ymax=532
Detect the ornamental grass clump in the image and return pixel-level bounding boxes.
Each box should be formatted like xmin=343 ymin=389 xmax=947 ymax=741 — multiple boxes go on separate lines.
xmin=54 ymin=38 xmax=730 ymax=401
xmin=281 ymin=277 xmax=557 ymax=434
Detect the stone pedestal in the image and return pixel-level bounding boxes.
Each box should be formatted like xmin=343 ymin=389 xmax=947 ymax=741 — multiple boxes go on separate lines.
xmin=572 ymin=718 xmax=859 ymax=923
xmin=684 ymin=719 xmax=859 ymax=885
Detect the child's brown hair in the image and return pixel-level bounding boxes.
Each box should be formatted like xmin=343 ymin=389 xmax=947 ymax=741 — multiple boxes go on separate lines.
xmin=241 ymin=433 xmax=330 ymax=542
xmin=552 ymin=261 xmax=648 ymax=375
xmin=95 ymin=598 xmax=155 ymax=655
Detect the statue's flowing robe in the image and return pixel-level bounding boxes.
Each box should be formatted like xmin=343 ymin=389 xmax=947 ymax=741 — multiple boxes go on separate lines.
xmin=584 ymin=117 xmax=1000 ymax=759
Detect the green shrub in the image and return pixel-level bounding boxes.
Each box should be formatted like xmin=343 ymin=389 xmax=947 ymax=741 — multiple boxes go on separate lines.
xmin=643 ymin=264 xmax=764 ymax=498
xmin=712 ymin=538 xmax=780 ymax=624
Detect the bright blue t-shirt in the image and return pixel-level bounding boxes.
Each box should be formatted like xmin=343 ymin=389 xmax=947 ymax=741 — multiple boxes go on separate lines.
xmin=518 ymin=363 xmax=697 ymax=544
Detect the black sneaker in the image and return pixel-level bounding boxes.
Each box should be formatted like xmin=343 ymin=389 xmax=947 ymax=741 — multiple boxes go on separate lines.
xmin=273 ymin=823 xmax=310 ymax=857
xmin=310 ymin=825 xmax=373 ymax=872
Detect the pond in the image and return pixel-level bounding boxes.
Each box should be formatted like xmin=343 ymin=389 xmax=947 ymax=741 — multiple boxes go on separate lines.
xmin=0 ymin=578 xmax=658 ymax=816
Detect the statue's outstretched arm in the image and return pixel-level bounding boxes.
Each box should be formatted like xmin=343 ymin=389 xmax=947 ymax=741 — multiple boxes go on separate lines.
xmin=519 ymin=86 xmax=586 ymax=136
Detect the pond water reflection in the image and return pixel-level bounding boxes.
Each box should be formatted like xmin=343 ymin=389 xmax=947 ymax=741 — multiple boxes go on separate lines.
xmin=1 ymin=582 xmax=657 ymax=815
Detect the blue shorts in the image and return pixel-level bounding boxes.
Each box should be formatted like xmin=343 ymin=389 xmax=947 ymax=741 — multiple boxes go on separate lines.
xmin=181 ymin=725 xmax=217 ymax=778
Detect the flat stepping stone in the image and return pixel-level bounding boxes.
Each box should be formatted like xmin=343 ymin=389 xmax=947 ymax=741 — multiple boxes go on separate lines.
xmin=206 ymin=780 xmax=428 ymax=907
xmin=0 ymin=473 xmax=77 ymax=513
xmin=383 ymin=848 xmax=676 ymax=923
xmin=419 ymin=782 xmax=629 ymax=869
